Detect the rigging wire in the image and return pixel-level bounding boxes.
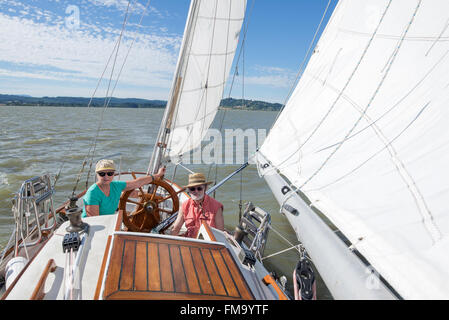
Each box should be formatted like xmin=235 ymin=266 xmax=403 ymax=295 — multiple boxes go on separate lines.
xmin=253 ymin=0 xmax=333 ymax=178
xmin=159 ymin=0 xmax=200 ymax=164
xmin=82 ymin=1 xmax=132 ymax=192
xmin=208 ymin=0 xmax=256 ymax=193
xmin=64 ymin=0 xmax=152 ymax=197
xmin=268 ymin=0 xmax=333 ymax=133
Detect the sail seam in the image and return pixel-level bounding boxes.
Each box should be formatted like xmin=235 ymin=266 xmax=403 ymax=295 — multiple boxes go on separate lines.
xmin=313 ymin=48 xmax=449 ymax=153
xmin=425 ymin=18 xmax=449 ymax=56
xmin=197 ymin=15 xmax=244 ymax=22
xmin=338 ymin=29 xmax=449 ymax=42
xmin=164 ymin=0 xmax=201 ymax=161
xmin=168 ymin=0 xmax=219 ymax=155
xmin=181 ymin=80 xmax=226 ymax=93
xmin=271 ymin=0 xmax=393 ymax=172
xmin=188 ymin=49 xmax=237 ymax=57
xmin=299 ymin=0 xmax=442 ymax=243
xmin=299 ymin=0 xmax=413 ymax=188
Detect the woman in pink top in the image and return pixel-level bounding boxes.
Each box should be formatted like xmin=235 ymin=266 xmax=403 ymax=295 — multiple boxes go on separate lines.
xmin=171 ymin=172 xmax=224 ymax=238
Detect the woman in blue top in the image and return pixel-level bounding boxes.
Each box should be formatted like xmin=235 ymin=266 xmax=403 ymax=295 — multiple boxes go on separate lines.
xmin=82 ymin=159 xmax=165 ymax=217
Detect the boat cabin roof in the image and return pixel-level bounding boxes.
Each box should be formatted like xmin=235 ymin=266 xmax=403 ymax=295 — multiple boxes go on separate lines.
xmin=4 ymin=214 xmax=263 ymax=300
xmin=102 ymin=232 xmax=253 ymax=299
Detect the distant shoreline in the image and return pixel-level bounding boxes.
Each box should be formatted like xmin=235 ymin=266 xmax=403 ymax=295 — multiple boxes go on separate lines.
xmin=0 ymin=95 xmax=283 ymax=112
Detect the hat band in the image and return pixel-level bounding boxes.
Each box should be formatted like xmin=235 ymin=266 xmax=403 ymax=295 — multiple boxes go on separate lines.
xmin=189 ymin=179 xmax=206 ymax=184
xmin=96 ymin=166 xmax=115 ymax=172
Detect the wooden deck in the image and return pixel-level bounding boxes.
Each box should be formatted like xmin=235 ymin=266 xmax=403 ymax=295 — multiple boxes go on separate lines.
xmin=102 ymin=233 xmax=254 ymax=300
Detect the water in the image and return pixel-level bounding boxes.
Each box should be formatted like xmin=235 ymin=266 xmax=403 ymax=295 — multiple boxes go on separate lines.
xmin=0 ymin=105 xmax=332 ymax=299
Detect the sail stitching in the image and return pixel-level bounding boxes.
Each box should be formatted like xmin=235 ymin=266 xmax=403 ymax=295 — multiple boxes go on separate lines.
xmin=188 ymin=49 xmax=237 ymax=57
xmin=170 ymin=0 xmax=220 ymax=156
xmin=338 ymin=29 xmax=449 ymax=42
xmin=313 ymin=49 xmax=449 ymax=154
xmin=165 ymin=0 xmax=201 ymax=158
xmin=272 ymin=0 xmax=393 ymax=172
xmin=197 ymin=15 xmax=244 ymax=22
xmin=181 ymin=79 xmax=227 ymax=93
xmin=299 ymin=1 xmax=442 ymax=243
xmin=168 ymin=0 xmax=244 ymax=158
xmin=198 ymin=0 xmax=220 ymax=157
xmin=425 ymin=18 xmax=449 ymax=56
xmin=299 ymin=0 xmax=412 ymax=188
xmin=308 ymin=100 xmax=442 ymax=244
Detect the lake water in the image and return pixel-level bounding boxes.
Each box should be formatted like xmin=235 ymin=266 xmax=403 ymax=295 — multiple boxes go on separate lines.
xmin=0 ymin=105 xmax=332 ymax=299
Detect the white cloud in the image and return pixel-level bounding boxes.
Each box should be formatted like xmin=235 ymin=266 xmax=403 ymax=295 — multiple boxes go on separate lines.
xmin=0 ymin=4 xmax=182 ymax=99
xmin=237 ymin=65 xmax=297 ymax=89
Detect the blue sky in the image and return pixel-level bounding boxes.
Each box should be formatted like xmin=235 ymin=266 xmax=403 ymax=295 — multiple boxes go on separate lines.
xmin=0 ymin=0 xmax=336 ymax=103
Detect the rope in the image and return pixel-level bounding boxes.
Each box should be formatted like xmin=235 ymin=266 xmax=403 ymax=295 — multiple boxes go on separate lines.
xmin=238 ymin=168 xmax=243 ymax=220
xmin=82 ymin=0 xmax=133 ymax=192
xmin=66 ymin=0 xmax=152 ymax=196
xmin=210 ymin=0 xmax=255 ymax=197
xmin=261 ymin=223 xmax=308 ymax=261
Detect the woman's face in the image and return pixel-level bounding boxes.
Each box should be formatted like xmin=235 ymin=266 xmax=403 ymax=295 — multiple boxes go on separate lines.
xmin=97 ymin=170 xmax=115 ymax=184
xmin=188 ymin=184 xmax=206 ymax=201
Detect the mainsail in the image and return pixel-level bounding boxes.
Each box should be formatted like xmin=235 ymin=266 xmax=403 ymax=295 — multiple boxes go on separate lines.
xmin=259 ymin=0 xmax=449 ymax=299
xmin=149 ymin=0 xmax=246 ymax=172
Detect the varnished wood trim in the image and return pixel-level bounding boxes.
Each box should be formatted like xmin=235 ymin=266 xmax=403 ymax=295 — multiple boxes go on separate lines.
xmin=106 ymin=290 xmax=241 ymax=300
xmin=115 ymin=210 xmax=123 ymax=231
xmin=1 ymin=234 xmax=54 ymax=300
xmin=94 ymin=235 xmax=112 ymax=300
xmin=103 ymin=234 xmax=254 ymax=300
xmin=262 ymin=274 xmax=288 ymax=300
xmin=30 ymin=259 xmax=56 ymax=300
xmin=200 ymin=221 xmax=217 ymax=241
xmin=220 ymin=249 xmax=255 ymax=300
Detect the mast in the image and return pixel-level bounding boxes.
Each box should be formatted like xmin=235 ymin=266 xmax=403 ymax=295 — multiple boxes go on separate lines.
xmin=148 ymin=0 xmax=199 ymax=174
xmin=148 ymin=0 xmax=247 ymax=175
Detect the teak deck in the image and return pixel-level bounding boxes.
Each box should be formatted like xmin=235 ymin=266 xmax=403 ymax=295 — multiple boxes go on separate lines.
xmin=102 ymin=234 xmax=254 ymax=299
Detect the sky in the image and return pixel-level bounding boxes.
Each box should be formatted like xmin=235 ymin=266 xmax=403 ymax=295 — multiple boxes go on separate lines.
xmin=0 ymin=0 xmax=337 ymax=104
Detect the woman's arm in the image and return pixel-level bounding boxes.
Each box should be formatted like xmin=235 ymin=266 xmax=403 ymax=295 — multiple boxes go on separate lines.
xmin=84 ymin=205 xmax=99 ymax=217
xmin=123 ymin=167 xmax=166 ymax=192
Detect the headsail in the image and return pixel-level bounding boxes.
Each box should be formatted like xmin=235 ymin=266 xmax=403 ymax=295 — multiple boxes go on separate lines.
xmin=259 ymin=0 xmax=449 ymax=299
xmin=149 ymin=0 xmax=246 ymax=172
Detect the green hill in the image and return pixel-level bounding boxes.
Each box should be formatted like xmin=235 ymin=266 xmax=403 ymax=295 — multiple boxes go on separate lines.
xmin=0 ymin=94 xmax=283 ymax=111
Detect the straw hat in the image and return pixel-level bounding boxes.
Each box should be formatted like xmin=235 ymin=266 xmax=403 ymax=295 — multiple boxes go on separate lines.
xmin=184 ymin=172 xmax=213 ymax=188
xmin=95 ymin=159 xmax=116 ymax=172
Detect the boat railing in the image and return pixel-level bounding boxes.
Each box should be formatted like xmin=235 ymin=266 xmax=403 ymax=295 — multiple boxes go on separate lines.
xmin=12 ymin=174 xmax=57 ymax=256
xmin=235 ymin=202 xmax=271 ymax=261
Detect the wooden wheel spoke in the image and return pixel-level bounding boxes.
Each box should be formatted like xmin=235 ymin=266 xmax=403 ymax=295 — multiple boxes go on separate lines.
xmin=120 ymin=177 xmax=180 ymax=233
xmin=129 ymin=207 xmax=145 ymax=217
xmin=131 ymin=172 xmax=145 ymax=197
xmin=155 ymin=194 xmax=174 ymax=204
xmin=126 ymin=198 xmax=144 ymax=206
xmin=149 ymin=185 xmax=158 ymax=201
xmin=158 ymin=207 xmax=173 ymax=214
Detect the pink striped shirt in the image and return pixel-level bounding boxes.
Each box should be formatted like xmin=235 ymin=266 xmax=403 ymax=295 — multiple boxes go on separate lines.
xmin=182 ymin=194 xmax=223 ymax=238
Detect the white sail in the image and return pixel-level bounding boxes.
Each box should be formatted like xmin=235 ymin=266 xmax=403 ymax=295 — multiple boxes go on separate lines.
xmin=159 ymin=0 xmax=246 ymax=163
xmin=259 ymin=0 xmax=449 ymax=299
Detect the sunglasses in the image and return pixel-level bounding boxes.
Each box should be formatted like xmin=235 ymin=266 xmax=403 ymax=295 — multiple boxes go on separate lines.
xmin=98 ymin=171 xmax=115 ymax=177
xmin=188 ymin=186 xmax=204 ymax=192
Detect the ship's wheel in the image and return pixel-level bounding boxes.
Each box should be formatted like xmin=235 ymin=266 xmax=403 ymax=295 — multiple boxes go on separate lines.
xmin=118 ymin=173 xmax=181 ymax=232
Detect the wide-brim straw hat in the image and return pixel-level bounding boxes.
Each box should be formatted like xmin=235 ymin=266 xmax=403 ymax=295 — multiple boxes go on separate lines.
xmin=184 ymin=172 xmax=213 ymax=188
xmin=95 ymin=159 xmax=116 ymax=172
